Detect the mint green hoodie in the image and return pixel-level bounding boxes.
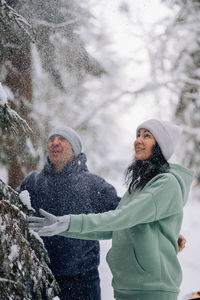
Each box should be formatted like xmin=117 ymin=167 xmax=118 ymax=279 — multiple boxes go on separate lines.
xmin=60 ymin=164 xmax=194 ymax=300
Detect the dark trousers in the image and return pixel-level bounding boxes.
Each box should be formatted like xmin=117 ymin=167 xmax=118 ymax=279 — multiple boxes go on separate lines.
xmin=55 ymin=268 xmax=101 ymax=300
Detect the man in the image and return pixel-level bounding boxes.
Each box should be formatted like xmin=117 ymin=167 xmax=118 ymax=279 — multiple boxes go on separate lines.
xmin=17 ymin=127 xmax=120 ymax=300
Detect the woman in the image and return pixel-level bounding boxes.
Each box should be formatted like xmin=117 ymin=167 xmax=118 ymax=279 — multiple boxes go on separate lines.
xmin=29 ymin=119 xmax=194 ymax=300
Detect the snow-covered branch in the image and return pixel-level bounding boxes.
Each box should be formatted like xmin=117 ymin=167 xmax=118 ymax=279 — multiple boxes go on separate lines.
xmin=0 ymin=0 xmax=34 ymax=41
xmin=0 ymin=178 xmax=24 ymax=210
xmin=0 ymin=103 xmax=31 ymax=135
xmin=0 ymin=83 xmax=31 ymax=135
xmin=33 ymin=18 xmax=77 ymax=28
xmin=0 ymin=179 xmax=60 ymax=299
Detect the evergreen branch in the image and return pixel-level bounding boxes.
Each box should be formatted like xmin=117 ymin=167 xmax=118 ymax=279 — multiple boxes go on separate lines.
xmin=0 ymin=277 xmax=25 ymax=288
xmin=0 ymin=198 xmax=60 ymax=299
xmin=0 ymin=103 xmax=31 ymax=136
xmin=0 ymin=178 xmax=25 ymax=211
xmin=0 ymin=0 xmax=35 ymax=42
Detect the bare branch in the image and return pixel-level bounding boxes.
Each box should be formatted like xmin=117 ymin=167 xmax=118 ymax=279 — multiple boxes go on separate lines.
xmin=74 ymin=80 xmax=167 ymax=128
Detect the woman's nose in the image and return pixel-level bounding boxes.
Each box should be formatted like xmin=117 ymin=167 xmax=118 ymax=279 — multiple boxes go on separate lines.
xmin=135 ymin=136 xmax=142 ymax=144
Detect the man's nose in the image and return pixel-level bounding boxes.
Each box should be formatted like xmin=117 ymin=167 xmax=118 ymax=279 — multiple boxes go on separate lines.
xmin=51 ymin=137 xmax=60 ymax=144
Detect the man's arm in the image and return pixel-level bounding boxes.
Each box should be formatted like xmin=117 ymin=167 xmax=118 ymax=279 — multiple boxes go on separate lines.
xmin=90 ymin=176 xmax=121 ymax=213
xmin=178 ymin=234 xmax=186 ymax=252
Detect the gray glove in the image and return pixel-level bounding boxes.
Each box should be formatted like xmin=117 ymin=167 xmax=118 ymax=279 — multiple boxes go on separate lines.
xmin=28 ymin=209 xmax=70 ymax=236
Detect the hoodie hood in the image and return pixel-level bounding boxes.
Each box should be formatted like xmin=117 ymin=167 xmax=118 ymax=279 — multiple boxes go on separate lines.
xmin=169 ymin=163 xmax=195 ymax=205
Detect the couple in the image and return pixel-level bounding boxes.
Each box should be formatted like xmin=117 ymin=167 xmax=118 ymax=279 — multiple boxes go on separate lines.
xmin=27 ymin=119 xmax=194 ymax=300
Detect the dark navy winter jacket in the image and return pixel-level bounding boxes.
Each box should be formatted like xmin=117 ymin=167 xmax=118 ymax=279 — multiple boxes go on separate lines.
xmin=17 ymin=153 xmax=120 ymax=277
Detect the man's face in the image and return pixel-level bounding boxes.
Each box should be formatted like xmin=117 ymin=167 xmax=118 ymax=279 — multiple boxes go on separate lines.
xmin=47 ymin=135 xmax=75 ymax=171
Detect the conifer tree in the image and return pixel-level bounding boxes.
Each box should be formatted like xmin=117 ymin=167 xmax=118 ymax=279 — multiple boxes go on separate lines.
xmin=0 ymin=3 xmax=59 ymax=298
xmin=0 ymin=179 xmax=59 ymax=299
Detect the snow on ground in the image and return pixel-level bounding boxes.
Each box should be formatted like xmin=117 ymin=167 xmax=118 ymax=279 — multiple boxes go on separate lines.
xmin=178 ymin=193 xmax=200 ymax=300
xmin=99 ymin=189 xmax=200 ymax=300
xmin=99 ymin=240 xmax=114 ymax=300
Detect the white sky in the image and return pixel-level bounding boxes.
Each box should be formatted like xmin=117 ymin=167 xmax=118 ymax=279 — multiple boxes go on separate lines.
xmin=88 ymin=0 xmax=176 ymax=150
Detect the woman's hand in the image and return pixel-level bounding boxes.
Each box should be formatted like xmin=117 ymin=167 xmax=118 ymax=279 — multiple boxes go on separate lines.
xmin=28 ymin=209 xmax=70 ymax=236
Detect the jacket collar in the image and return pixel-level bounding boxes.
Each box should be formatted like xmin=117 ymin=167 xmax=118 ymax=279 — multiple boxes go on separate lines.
xmin=42 ymin=153 xmax=88 ymax=177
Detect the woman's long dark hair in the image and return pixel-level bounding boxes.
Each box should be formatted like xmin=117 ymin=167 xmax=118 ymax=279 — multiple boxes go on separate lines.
xmin=125 ymin=143 xmax=169 ymax=193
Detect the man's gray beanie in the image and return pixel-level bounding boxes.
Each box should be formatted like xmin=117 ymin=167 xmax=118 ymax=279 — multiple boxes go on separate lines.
xmin=136 ymin=119 xmax=182 ymax=161
xmin=48 ymin=127 xmax=82 ymax=157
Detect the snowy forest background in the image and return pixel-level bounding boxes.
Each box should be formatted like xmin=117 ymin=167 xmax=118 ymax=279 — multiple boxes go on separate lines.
xmin=0 ymin=0 xmax=199 ymax=299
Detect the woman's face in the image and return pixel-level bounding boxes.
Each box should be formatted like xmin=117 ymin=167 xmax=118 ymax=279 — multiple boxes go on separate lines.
xmin=134 ymin=128 xmax=156 ymax=161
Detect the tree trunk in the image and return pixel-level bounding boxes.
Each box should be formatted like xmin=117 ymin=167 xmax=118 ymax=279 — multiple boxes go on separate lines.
xmin=5 ymin=45 xmax=38 ymax=189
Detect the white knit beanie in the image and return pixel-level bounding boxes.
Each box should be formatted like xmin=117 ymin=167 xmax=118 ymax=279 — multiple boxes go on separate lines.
xmin=48 ymin=127 xmax=82 ymax=157
xmin=136 ymin=119 xmax=182 ymax=161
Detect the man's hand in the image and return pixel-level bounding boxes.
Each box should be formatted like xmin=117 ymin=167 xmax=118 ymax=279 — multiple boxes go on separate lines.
xmin=178 ymin=234 xmax=186 ymax=252
xmin=28 ymin=209 xmax=70 ymax=236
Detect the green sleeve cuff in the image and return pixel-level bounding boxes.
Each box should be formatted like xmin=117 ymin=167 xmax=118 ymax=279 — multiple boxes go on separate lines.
xmin=68 ymin=214 xmax=83 ymax=233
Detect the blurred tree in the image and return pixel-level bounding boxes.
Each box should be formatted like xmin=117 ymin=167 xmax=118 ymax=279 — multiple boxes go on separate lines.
xmin=161 ymin=0 xmax=200 ymax=185
xmin=0 ymin=0 xmax=105 ymax=188
xmin=141 ymin=0 xmax=200 ymax=185
xmin=0 ymin=5 xmax=59 ymax=298
xmin=173 ymin=0 xmax=200 ymax=185
xmin=0 ymin=0 xmax=38 ymax=188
